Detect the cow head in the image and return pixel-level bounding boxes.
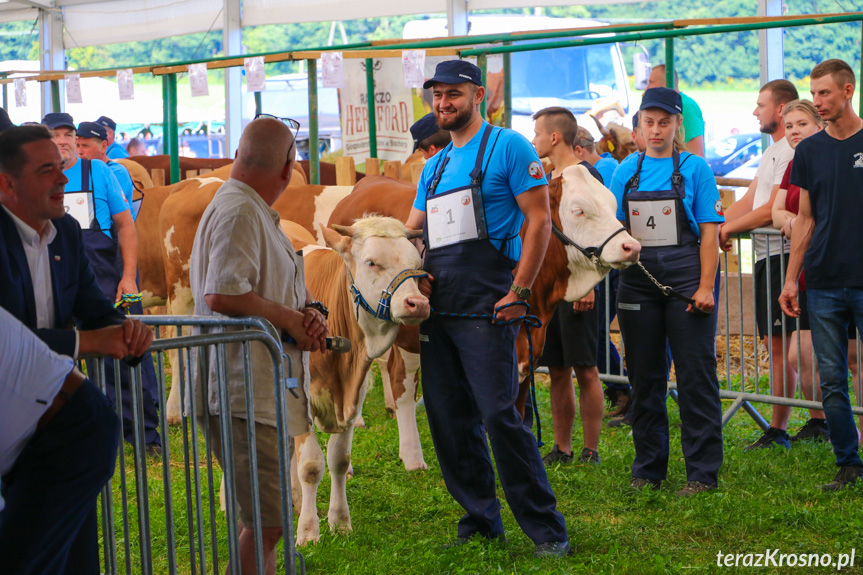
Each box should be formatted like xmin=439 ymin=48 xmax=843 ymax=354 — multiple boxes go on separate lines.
xmin=592 ymin=116 xmax=637 ymax=163
xmin=322 ymin=216 xmax=430 ymax=358
xmin=552 ymin=164 xmax=641 ymax=301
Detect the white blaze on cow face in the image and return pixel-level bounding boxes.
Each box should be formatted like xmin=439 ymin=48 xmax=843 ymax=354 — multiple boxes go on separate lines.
xmin=557 ymin=164 xmax=641 ymax=302
xmin=325 ymin=217 xmax=430 ymax=358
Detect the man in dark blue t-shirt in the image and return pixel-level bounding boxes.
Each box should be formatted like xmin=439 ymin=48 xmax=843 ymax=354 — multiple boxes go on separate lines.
xmin=780 ymin=59 xmax=863 ymax=492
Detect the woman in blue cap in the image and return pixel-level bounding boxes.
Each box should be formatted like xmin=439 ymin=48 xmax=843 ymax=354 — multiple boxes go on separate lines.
xmin=610 ymin=87 xmax=725 ymax=496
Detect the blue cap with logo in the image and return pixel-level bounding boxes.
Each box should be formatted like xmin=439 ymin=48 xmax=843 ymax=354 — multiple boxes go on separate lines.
xmin=410 ymin=113 xmax=439 ymax=151
xmin=639 ymin=87 xmax=682 ymax=115
xmin=423 ymin=60 xmax=483 ymax=89
xmin=632 ymin=111 xmax=639 ymax=129
xmin=0 ymin=107 xmax=13 ymax=133
xmin=78 ymin=121 xmax=107 ymax=141
xmin=96 ymin=115 xmax=117 ymax=131
xmin=42 ymin=112 xmax=76 ymax=130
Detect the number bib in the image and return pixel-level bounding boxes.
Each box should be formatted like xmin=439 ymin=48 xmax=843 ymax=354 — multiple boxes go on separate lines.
xmin=426 ymin=189 xmax=482 ymax=250
xmin=627 ymin=198 xmax=680 ymax=247
xmin=64 ymin=191 xmax=95 ymax=229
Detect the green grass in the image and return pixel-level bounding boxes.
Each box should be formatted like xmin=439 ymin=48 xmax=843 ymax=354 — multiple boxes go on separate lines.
xmin=104 ymin=360 xmax=863 ymax=575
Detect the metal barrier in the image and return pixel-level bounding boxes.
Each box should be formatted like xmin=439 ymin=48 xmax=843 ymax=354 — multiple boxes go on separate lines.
xmin=87 ymin=315 xmax=305 ymax=575
xmin=592 ymin=228 xmax=863 ymax=427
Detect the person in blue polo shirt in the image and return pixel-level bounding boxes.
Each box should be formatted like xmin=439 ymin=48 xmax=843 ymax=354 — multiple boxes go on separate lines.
xmin=96 ymin=115 xmax=129 ymax=159
xmin=405 ymin=60 xmax=570 ymax=557
xmin=76 ymin=121 xmax=140 ymax=220
xmin=611 ymin=87 xmax=724 ymax=496
xmin=42 ymin=112 xmax=161 ymax=456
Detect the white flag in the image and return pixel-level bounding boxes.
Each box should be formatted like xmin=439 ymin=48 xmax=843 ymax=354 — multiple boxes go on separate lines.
xmin=188 ymin=63 xmax=209 ymax=97
xmin=14 ymin=78 xmax=25 ymax=108
xmin=244 ymin=57 xmax=266 ymax=93
xmin=117 ymin=69 xmax=135 ymax=100
xmin=402 ymin=50 xmax=426 ymax=89
xmin=65 ymin=74 xmax=83 ymax=104
xmin=322 ymin=52 xmax=345 ymax=89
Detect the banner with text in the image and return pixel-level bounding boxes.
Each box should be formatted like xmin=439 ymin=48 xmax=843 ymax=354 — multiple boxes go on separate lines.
xmin=339 ymin=58 xmax=415 ymax=163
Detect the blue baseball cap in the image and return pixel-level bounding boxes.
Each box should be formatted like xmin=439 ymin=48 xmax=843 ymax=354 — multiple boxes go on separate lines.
xmin=640 ymin=87 xmax=682 ymax=115
xmin=0 ymin=107 xmax=13 ymax=133
xmin=42 ymin=112 xmax=76 ymax=130
xmin=410 ymin=113 xmax=439 ymax=151
xmin=632 ymin=111 xmax=639 ymax=129
xmin=96 ymin=115 xmax=117 ymax=131
xmin=423 ymin=60 xmax=483 ymax=89
xmin=78 ymin=121 xmax=107 ymax=141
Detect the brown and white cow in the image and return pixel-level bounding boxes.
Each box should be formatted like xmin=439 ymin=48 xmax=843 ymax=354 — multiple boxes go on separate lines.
xmin=515 ymin=164 xmax=641 ymax=414
xmin=294 ymin=217 xmax=429 ymax=545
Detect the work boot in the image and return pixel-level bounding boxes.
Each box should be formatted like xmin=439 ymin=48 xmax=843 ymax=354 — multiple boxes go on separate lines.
xmin=819 ymin=466 xmax=863 ymax=492
xmin=607 ymin=411 xmax=632 ymax=428
xmin=534 ymin=540 xmax=571 ymax=558
xmin=744 ymin=426 xmax=790 ymax=451
xmin=630 ymin=477 xmax=661 ymax=491
xmin=676 ymin=481 xmax=717 ymax=497
xmin=604 ymin=387 xmax=631 ymax=418
xmin=790 ymin=418 xmax=830 ymax=442
xmin=542 ymin=444 xmax=574 ymax=465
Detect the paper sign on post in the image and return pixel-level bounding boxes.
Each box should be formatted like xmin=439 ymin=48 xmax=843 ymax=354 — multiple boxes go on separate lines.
xmin=322 ymin=52 xmax=345 ymax=89
xmin=244 ymin=57 xmax=266 ymax=92
xmin=117 ymin=69 xmax=135 ymax=100
xmin=188 ymin=63 xmax=209 ymax=97
xmin=65 ymin=74 xmax=83 ymax=104
xmin=14 ymin=78 xmax=25 ymax=108
xmin=402 ymin=50 xmax=426 ymax=89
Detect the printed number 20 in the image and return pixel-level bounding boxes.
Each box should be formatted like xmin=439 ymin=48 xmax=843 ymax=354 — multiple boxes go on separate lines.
xmin=446 ymin=209 xmax=454 ymax=224
xmin=646 ymin=215 xmax=656 ymax=229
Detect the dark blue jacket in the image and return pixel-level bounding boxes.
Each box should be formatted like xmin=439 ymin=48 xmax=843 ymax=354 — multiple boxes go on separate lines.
xmin=0 ymin=208 xmax=125 ymax=357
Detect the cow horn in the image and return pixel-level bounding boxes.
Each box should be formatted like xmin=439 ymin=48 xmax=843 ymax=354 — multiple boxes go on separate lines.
xmin=332 ymin=224 xmax=356 ymax=237
xmin=405 ymin=228 xmax=423 ymax=240
xmin=589 ymin=114 xmax=609 ymax=138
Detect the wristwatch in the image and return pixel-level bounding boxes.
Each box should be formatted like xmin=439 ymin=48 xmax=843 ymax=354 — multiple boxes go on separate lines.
xmin=510 ymin=284 xmax=531 ymax=300
xmin=305 ymin=300 xmax=329 ymax=319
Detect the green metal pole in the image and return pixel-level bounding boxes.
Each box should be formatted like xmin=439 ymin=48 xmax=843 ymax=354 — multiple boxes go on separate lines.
xmin=162 ymin=73 xmax=180 ymax=184
xmin=50 ymin=79 xmax=61 ymax=113
xmin=503 ymin=48 xmax=512 ymax=129
xmin=859 ymin=22 xmax=863 ymax=114
xmin=1 ymin=73 xmax=7 ymax=111
xmin=478 ymin=53 xmax=487 ymax=120
xmin=365 ymin=58 xmax=377 ymax=160
xmin=308 ymin=58 xmax=320 ymax=185
xmin=665 ymin=38 xmax=674 ymax=89
xmin=254 ymin=91 xmax=262 ymax=116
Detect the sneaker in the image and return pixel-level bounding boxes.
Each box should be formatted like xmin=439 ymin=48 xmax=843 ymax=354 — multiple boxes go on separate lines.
xmin=534 ymin=540 xmax=571 ymax=558
xmin=145 ymin=443 xmax=163 ymax=459
xmin=819 ymin=466 xmax=863 ymax=492
xmin=578 ymin=447 xmax=601 ymax=464
xmin=630 ymin=477 xmax=661 ymax=491
xmin=744 ymin=427 xmax=790 ymax=451
xmin=676 ymin=481 xmax=717 ymax=497
xmin=607 ymin=412 xmax=632 ymax=429
xmin=542 ymin=444 xmax=574 ymax=465
xmin=604 ymin=388 xmax=631 ymax=418
xmin=790 ymin=418 xmax=830 ymax=442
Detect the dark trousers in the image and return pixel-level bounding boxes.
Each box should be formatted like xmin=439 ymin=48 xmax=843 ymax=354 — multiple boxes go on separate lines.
xmin=617 ymin=248 xmax=723 ymax=485
xmin=0 ymin=379 xmax=120 ymax=575
xmin=420 ymin=315 xmax=567 ymax=544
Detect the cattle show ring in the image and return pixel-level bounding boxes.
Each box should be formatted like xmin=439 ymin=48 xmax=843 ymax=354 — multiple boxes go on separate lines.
xmin=2 ymin=5 xmax=863 ymax=575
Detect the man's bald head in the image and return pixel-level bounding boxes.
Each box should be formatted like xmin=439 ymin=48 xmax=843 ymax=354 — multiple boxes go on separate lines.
xmin=235 ymin=116 xmax=296 ymax=172
xmin=231 ymin=116 xmax=297 ymax=205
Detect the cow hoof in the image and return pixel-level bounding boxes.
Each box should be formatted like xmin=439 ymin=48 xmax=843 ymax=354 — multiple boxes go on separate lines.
xmin=165 ymin=413 xmax=182 ymax=426
xmin=346 ymin=463 xmax=354 ymax=479
xmin=354 ymin=415 xmax=366 ymax=429
xmin=296 ymin=519 xmax=320 ymax=546
xmin=403 ymin=459 xmax=428 ymax=472
xmin=328 ymin=515 xmax=352 ymax=535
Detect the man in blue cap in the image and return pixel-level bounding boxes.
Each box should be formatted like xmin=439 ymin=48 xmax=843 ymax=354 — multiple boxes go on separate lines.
xmin=76 ymin=121 xmax=139 ymax=219
xmin=410 ymin=112 xmax=451 ymax=160
xmin=41 ymin=112 xmax=162 ymax=456
xmin=405 ymin=60 xmax=570 ymax=557
xmin=96 ymin=115 xmax=129 ymax=159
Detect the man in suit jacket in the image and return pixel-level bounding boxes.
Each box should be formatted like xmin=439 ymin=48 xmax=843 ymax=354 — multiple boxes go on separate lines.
xmin=0 ymin=124 xmax=153 ymax=574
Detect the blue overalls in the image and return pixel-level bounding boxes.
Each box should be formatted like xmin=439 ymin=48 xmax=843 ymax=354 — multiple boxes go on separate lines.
xmin=419 ymin=125 xmax=567 ymax=544
xmin=73 ymin=159 xmax=161 ymax=447
xmin=617 ymin=151 xmax=722 ymax=485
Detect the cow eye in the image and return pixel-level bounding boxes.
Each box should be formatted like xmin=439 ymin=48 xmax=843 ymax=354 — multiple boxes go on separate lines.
xmin=572 ymin=207 xmax=584 ymax=217
xmin=366 ymin=260 xmax=377 ymax=267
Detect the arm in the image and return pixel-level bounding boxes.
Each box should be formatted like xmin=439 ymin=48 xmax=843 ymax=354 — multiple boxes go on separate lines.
xmin=112 ymin=209 xmax=139 ymax=302
xmin=690 ymin=222 xmax=719 ymax=313
xmin=686 ymin=135 xmax=705 ymax=158
xmin=779 ymin=187 xmax=814 ymax=318
xmin=494 ymin=184 xmax=551 ymax=322
xmin=405 ymin=207 xmax=433 ymax=298
xmin=205 ymin=290 xmax=327 ymax=352
xmin=771 ymin=187 xmax=796 ymax=237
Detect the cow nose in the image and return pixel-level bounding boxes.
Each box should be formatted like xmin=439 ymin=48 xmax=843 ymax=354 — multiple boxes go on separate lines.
xmin=404 ymin=295 xmax=430 ymax=318
xmin=622 ymin=241 xmax=641 ymax=262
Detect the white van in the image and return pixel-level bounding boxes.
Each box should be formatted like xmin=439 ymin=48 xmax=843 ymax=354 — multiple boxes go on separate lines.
xmin=403 ymin=15 xmax=634 ymax=141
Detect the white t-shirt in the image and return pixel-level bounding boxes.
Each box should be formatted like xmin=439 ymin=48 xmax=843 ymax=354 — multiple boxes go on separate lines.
xmin=752 ymin=136 xmax=794 ymax=260
xmin=0 ymin=306 xmax=75 ymax=510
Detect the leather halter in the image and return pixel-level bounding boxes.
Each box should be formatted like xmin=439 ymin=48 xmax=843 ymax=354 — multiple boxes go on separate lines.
xmin=348 ymin=267 xmax=428 ymax=323
xmin=551 ymin=224 xmax=627 ymax=267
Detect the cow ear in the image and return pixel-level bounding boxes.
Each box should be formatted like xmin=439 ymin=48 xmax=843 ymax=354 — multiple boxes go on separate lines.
xmin=331 ymin=224 xmax=356 ymax=237
xmin=322 ymin=225 xmax=352 ymax=254
xmin=405 ymin=228 xmax=423 ymax=240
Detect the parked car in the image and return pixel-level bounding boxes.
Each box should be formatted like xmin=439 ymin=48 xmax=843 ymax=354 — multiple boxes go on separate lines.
xmin=706 ymin=132 xmax=762 ymax=176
